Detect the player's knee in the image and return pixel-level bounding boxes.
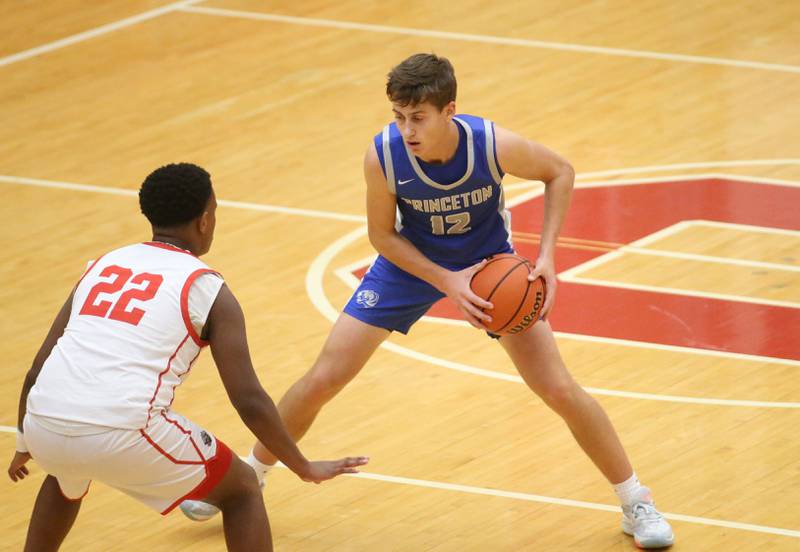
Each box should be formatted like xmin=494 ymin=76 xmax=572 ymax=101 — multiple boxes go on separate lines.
xmin=302 ymin=350 xmax=358 ymax=400
xmin=538 ymin=379 xmax=580 ymax=412
xmin=301 ymin=367 xmax=350 ymax=404
xmin=222 ymin=473 xmax=261 ymax=512
xmin=209 ymin=457 xmax=261 ymax=509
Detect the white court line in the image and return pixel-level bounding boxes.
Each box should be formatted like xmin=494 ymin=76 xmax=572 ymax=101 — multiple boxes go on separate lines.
xmin=610 ymin=247 xmax=800 ymax=274
xmin=695 ymin=219 xmax=800 ymax=238
xmin=561 ymin=277 xmax=800 ymax=309
xmin=505 ymin=172 xmax=800 ymax=192
xmin=313 ymin=226 xmax=800 ymax=406
xmin=1 ymin=171 xmax=795 ymax=223
xmin=558 ymin=220 xmax=800 ymax=308
xmin=576 ymin=160 xmax=800 ymax=180
xmin=573 ymin=173 xmax=800 ymax=189
xmin=339 ymin=470 xmax=800 ymax=539
xmin=333 ymin=255 xmax=377 ymax=290
xmin=0 ymin=175 xmax=366 ymax=223
xmin=0 ymin=0 xmax=203 ymax=68
xmin=0 ymin=425 xmax=796 ymax=539
xmin=180 ymin=5 xmax=800 ymax=75
xmin=558 ymin=218 xmax=800 ymax=276
xmin=557 ymin=222 xmax=690 ymax=280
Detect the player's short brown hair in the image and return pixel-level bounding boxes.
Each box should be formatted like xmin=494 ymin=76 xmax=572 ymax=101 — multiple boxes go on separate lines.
xmin=386 ymin=53 xmax=457 ymax=110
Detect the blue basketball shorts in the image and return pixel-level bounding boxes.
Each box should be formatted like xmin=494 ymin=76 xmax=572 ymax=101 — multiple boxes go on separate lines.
xmin=343 ymin=248 xmax=512 ymax=334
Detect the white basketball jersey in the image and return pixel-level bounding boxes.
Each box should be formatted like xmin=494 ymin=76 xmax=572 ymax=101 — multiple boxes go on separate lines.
xmin=27 ymin=242 xmax=223 ymax=433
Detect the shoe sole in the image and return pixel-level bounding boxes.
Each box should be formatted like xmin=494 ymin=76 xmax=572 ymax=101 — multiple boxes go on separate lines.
xmin=622 ymin=520 xmax=674 ymax=549
xmin=179 ymin=501 xmax=220 ymax=522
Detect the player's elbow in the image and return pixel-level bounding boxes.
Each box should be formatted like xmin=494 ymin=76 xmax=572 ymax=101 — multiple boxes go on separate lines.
xmin=231 ymin=389 xmax=271 ymax=423
xmin=367 ymin=226 xmax=395 ymax=253
xmin=558 ymin=160 xmax=575 ymax=186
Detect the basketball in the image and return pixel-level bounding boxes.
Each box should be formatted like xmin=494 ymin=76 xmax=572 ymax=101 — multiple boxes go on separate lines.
xmin=470 ymin=253 xmax=546 ymax=335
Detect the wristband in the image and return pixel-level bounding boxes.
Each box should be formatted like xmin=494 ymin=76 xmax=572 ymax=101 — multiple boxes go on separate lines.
xmin=16 ymin=429 xmax=28 ymax=454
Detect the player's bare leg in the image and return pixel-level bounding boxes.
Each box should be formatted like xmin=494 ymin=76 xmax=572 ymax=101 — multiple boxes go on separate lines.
xmin=202 ymin=456 xmax=272 ymax=552
xmin=254 ymin=313 xmax=389 ymax=466
xmin=500 ymin=321 xmax=673 ymax=548
xmin=500 ymin=321 xmax=633 ymax=482
xmin=23 ymin=475 xmax=82 ymax=552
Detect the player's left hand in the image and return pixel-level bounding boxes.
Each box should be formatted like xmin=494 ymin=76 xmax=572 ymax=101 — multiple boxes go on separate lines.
xmin=7 ymin=451 xmax=31 ymax=482
xmin=530 ymin=255 xmax=557 ymax=320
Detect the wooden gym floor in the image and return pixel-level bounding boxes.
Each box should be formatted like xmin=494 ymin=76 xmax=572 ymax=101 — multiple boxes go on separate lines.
xmin=1 ymin=1 xmax=799 ymax=550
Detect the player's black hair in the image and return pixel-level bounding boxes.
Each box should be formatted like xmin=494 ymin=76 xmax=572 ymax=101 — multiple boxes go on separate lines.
xmin=139 ymin=163 xmax=212 ymax=227
xmin=386 ymin=53 xmax=457 ymax=110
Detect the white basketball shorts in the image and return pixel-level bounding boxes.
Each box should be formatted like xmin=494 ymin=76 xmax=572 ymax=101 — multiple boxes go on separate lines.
xmin=23 ymin=411 xmax=233 ymax=514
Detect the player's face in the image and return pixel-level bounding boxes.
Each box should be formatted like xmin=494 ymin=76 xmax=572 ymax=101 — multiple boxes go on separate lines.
xmin=198 ymin=191 xmax=217 ymax=255
xmin=392 ymin=100 xmax=455 ymax=159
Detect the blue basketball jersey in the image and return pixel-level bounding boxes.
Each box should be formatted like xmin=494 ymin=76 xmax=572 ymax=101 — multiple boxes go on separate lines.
xmin=374 ymin=114 xmax=512 ymax=265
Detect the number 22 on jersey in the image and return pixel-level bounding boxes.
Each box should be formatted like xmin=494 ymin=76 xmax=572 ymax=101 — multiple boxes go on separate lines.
xmin=79 ymin=265 xmax=164 ymax=326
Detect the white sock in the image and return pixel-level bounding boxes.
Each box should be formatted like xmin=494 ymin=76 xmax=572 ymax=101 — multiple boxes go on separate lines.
xmin=613 ymin=472 xmax=643 ymax=506
xmin=245 ymin=450 xmax=274 ymax=483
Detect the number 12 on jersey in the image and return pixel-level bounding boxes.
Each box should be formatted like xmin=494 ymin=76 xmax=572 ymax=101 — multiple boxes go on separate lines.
xmin=431 ymin=212 xmax=471 ymax=235
xmin=79 ymin=265 xmax=163 ymax=326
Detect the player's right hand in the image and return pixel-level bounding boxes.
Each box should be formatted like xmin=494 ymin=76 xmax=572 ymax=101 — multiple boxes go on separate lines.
xmin=440 ymin=260 xmax=494 ymax=329
xmin=299 ymin=456 xmax=370 ymax=484
xmin=7 ymin=451 xmax=31 ymax=482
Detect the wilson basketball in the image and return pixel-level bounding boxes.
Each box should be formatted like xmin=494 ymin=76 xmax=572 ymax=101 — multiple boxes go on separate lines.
xmin=470 ymin=253 xmax=546 ymax=335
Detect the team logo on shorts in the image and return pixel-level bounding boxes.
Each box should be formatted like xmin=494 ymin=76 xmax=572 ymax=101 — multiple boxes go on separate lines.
xmin=356 ymin=290 xmax=380 ymax=308
xmin=200 ymin=431 xmax=212 ymax=447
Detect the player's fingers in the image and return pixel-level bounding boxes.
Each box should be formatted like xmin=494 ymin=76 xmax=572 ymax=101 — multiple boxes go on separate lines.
xmin=541 ymin=290 xmax=556 ymax=320
xmin=461 ymin=308 xmax=486 ymax=330
xmin=470 ymin=258 xmax=489 ymax=273
xmin=464 ymin=301 xmax=491 ymax=323
xmin=344 ymin=456 xmax=369 ymax=467
xmin=467 ymin=291 xmax=493 ymax=311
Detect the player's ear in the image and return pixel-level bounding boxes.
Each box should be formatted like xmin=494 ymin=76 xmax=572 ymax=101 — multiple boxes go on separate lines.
xmin=443 ymin=101 xmax=456 ymax=118
xmin=198 ymin=210 xmax=210 ymax=234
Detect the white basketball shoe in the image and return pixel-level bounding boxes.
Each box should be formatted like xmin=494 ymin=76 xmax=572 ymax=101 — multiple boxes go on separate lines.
xmin=179 ymin=479 xmax=266 ymax=522
xmin=621 ymin=486 xmax=675 ymax=548
xmin=179 ymin=498 xmax=220 ymax=521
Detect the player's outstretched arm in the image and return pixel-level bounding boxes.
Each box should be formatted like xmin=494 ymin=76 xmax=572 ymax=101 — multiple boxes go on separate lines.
xmin=206 ymin=284 xmax=368 ymax=483
xmin=494 ymin=126 xmax=575 ymax=319
xmin=8 ymin=290 xmax=74 ymax=482
xmin=364 ymin=143 xmax=493 ymax=328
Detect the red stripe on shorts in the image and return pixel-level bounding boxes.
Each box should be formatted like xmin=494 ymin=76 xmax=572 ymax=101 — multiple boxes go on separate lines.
xmin=160 ymin=439 xmax=234 ymax=515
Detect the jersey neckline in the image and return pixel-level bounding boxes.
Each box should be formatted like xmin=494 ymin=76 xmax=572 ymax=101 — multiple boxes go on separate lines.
xmin=142 ymin=241 xmax=198 ymax=257
xmin=402 ymin=116 xmax=475 ymax=191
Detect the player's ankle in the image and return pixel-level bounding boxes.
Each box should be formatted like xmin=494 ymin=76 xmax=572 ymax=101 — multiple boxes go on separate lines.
xmin=613 ymin=472 xmax=643 ymax=506
xmin=245 ymin=449 xmax=275 ymax=481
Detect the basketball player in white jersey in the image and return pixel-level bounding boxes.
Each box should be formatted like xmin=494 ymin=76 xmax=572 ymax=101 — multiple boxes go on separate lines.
xmin=7 ymin=163 xmax=368 ymax=552
xmin=181 ymin=54 xmax=675 ymax=548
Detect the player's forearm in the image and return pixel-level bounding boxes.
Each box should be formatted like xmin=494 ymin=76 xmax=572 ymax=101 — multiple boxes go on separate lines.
xmin=236 ymin=392 xmax=310 ymax=476
xmin=369 ymin=230 xmax=451 ymax=291
xmin=16 ymin=368 xmax=38 ymax=432
xmin=537 ymin=168 xmax=574 ymax=258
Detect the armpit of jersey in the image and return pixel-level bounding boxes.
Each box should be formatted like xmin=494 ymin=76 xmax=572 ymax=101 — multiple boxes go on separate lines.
xmin=188 ymin=273 xmax=224 ymax=335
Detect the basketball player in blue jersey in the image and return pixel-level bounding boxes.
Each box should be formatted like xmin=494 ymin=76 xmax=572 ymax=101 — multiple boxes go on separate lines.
xmin=182 ymin=54 xmax=674 ymax=549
